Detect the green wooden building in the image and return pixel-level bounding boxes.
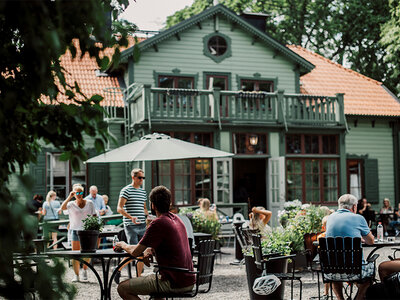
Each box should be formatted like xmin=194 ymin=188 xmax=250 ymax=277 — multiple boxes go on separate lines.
xmin=22 ymin=5 xmax=400 ymax=223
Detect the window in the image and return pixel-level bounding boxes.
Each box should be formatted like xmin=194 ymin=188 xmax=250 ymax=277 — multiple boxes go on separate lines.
xmin=286 ymin=134 xmax=339 ymax=203
xmin=158 ymin=75 xmax=195 ymax=108
xmin=203 ymin=33 xmax=232 ymax=63
xmin=240 ymin=80 xmax=273 ymax=92
xmin=153 ymin=132 xmax=212 ymax=205
xmin=347 ymin=160 xmax=363 ymax=200
xmin=287 ymin=158 xmax=338 ymax=203
xmin=286 ymin=134 xmax=338 ymax=155
xmin=46 ymin=153 xmax=86 ymax=200
xmin=233 ymin=133 xmax=268 ymax=155
xmin=207 ymin=36 xmax=227 ymax=57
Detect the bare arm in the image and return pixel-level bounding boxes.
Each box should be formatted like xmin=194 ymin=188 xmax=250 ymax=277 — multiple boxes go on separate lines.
xmin=117 ymin=196 xmax=139 ymax=224
xmin=61 ymin=191 xmax=75 ymax=210
xmin=115 ymin=241 xmax=147 ymax=257
xmin=252 ymin=207 xmax=272 ymax=225
xmin=363 ymin=232 xmax=375 ymax=245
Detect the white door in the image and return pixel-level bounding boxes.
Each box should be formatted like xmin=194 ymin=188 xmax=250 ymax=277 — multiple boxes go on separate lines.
xmin=268 ymin=157 xmax=286 ymax=227
xmin=213 ymin=158 xmax=233 ymax=204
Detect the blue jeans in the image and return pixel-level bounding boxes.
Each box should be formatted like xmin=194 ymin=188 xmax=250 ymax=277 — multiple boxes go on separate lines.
xmin=390 ymin=220 xmax=400 ymax=230
xmin=124 ymin=223 xmax=146 ymax=244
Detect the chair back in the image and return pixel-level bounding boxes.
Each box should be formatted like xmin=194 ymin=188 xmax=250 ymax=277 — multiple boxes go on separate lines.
xmin=251 ymin=234 xmax=264 ymax=270
xmin=196 ymin=240 xmax=216 ymax=289
xmin=303 ymin=232 xmax=320 ymax=267
xmin=318 ymin=237 xmax=362 ymax=276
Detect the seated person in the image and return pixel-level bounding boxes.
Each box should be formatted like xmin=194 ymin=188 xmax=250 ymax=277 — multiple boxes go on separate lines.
xmin=379 ymin=198 xmax=393 ymax=236
xmin=357 ymin=197 xmax=375 ymax=228
xmin=197 ymin=198 xmax=218 ymax=221
xmin=390 ymin=203 xmax=400 ymax=235
xmin=378 ymin=259 xmax=400 ymax=282
xmin=326 ymin=194 xmax=375 ymax=300
xmin=249 ymin=206 xmax=272 ymax=239
xmin=116 ymin=186 xmax=195 ymax=299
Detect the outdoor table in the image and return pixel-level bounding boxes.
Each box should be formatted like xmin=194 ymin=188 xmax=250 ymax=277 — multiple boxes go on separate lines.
xmin=46 ymin=249 xmax=136 ymax=300
xmin=363 ymin=239 xmax=400 ymax=260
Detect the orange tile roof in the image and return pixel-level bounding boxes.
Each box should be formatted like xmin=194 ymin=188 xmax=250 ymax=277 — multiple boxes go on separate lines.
xmin=41 ymin=37 xmax=141 ymax=107
xmin=288 ymin=45 xmax=400 ymax=117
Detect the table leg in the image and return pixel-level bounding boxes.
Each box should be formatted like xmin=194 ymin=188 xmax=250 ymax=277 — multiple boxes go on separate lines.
xmin=78 ymin=258 xmax=105 ymax=299
xmin=108 ymin=257 xmax=135 ymax=299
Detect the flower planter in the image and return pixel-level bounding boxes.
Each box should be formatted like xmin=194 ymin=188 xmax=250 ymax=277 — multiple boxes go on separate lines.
xmin=244 ymin=254 xmax=287 ymax=300
xmin=77 ymin=230 xmax=99 ymax=253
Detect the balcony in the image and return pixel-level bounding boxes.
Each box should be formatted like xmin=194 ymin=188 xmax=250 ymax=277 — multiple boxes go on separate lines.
xmin=125 ymin=84 xmax=346 ymax=130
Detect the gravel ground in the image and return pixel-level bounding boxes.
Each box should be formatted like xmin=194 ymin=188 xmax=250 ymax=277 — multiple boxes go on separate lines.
xmin=67 ymin=239 xmax=399 ymax=300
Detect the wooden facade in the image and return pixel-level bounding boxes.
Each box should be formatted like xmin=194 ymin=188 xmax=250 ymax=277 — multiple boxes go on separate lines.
xmin=20 ymin=5 xmax=400 ymax=217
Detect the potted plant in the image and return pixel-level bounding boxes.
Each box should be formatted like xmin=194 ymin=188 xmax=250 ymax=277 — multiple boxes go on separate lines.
xmin=278 ymin=203 xmax=327 ymax=270
xmin=77 ymin=215 xmax=104 ymax=253
xmin=244 ymin=227 xmax=292 ymax=300
xmin=180 ymin=208 xmax=221 ymax=240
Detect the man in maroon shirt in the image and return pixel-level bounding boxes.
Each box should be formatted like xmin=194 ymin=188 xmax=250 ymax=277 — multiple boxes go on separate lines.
xmin=115 ymin=186 xmax=195 ymax=300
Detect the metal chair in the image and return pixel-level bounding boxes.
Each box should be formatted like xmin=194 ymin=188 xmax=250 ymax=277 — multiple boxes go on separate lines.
xmin=318 ymin=237 xmax=379 ymax=300
xmin=251 ymin=234 xmax=302 ymax=300
xmin=150 ymin=239 xmax=216 ymax=299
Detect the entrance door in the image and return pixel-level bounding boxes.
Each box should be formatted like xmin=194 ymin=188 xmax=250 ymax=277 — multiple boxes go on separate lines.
xmin=268 ymin=157 xmax=286 ymax=227
xmin=233 ymin=158 xmax=267 ymax=210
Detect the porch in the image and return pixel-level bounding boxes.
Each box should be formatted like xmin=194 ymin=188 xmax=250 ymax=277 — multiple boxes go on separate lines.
xmin=122 ymin=84 xmax=346 ymax=129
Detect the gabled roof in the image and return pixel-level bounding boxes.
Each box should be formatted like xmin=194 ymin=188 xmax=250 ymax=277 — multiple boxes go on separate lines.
xmin=288 ymin=45 xmax=400 ymax=117
xmin=41 ymin=37 xmax=139 ymax=107
xmin=120 ymin=4 xmax=314 ymax=74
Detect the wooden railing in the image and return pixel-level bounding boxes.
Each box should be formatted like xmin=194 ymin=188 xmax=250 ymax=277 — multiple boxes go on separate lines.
xmin=125 ymin=85 xmax=346 ymax=128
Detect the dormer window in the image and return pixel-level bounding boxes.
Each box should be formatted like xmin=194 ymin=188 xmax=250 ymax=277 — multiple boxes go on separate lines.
xmin=203 ymin=32 xmax=231 ymax=63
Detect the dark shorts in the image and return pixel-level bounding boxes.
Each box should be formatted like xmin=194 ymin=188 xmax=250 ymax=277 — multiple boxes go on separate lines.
xmin=124 ymin=223 xmax=146 ymax=244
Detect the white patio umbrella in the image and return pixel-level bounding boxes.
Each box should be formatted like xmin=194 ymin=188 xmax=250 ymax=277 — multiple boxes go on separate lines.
xmin=86 ymin=132 xmax=234 ymax=163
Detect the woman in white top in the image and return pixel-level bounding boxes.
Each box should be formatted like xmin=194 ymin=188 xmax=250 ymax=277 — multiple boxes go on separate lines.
xmin=42 ymin=190 xmax=61 ymax=249
xmin=61 ymin=184 xmax=96 ymax=282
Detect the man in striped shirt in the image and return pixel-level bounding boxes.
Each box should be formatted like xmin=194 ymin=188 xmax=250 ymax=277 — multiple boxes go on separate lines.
xmin=116 ymin=168 xmax=149 ymax=280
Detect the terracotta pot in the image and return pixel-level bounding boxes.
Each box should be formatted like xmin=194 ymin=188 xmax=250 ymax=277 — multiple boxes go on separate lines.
xmin=77 ymin=230 xmax=99 ymax=253
xmin=244 ymin=255 xmax=287 ymax=300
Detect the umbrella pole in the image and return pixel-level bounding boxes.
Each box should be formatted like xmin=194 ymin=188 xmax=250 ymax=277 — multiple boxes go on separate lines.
xmin=156 ymin=161 xmax=159 ymax=186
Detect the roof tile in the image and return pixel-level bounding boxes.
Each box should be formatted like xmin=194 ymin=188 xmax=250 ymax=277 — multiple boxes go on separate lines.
xmin=288 ymin=45 xmax=400 ymax=116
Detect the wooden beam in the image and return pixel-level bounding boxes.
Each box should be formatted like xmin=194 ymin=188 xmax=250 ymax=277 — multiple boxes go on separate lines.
xmin=231 ymin=22 xmax=235 ymax=31
xmin=197 ymin=22 xmax=202 ymax=29
xmin=153 ymin=44 xmax=158 ymax=52
xmin=252 ymin=36 xmax=257 ymax=45
xmin=175 ymin=33 xmax=180 ymax=41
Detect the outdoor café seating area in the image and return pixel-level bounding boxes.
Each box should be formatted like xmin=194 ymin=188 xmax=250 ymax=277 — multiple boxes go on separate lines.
xmin=12 ymin=202 xmax=400 ymax=300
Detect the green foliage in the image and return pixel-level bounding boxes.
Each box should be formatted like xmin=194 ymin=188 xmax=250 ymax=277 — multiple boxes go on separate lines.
xmin=179 ymin=208 xmax=221 ymax=240
xmin=0 ymin=0 xmax=136 ymax=298
xmin=267 ymin=202 xmax=327 ymax=253
xmin=380 ymin=0 xmax=400 ymax=96
xmin=82 ymin=215 xmax=104 ymax=232
xmin=261 ymin=228 xmax=292 ymax=256
xmin=166 ymin=0 xmax=399 ymax=96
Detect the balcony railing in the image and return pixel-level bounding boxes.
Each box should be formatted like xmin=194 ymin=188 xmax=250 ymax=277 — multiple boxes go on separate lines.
xmin=124 ymin=84 xmax=345 ymax=129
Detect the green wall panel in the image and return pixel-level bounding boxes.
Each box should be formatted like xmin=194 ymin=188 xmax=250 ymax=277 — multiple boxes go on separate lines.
xmin=132 ymin=15 xmax=297 ymax=93
xmin=346 ymin=118 xmax=395 ymax=207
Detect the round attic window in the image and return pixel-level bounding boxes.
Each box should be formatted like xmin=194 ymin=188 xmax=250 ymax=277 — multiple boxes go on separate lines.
xmin=207 ymin=35 xmax=227 ymax=56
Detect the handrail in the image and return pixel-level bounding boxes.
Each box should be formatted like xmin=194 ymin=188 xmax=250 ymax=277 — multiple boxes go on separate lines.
xmin=39 ymin=214 xmax=123 ymax=227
